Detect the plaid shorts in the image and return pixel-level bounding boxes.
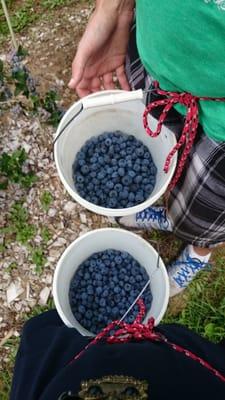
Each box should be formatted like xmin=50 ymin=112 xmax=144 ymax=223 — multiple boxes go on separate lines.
xmin=126 ymin=22 xmax=225 ymax=248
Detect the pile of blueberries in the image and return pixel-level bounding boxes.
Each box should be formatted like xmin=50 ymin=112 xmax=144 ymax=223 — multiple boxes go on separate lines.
xmin=69 ymin=249 xmax=152 ymax=334
xmin=72 ymin=131 xmax=157 ymax=208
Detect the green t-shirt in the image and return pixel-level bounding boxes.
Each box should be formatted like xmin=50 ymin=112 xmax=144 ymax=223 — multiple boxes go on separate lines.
xmin=136 ymin=0 xmax=225 ymax=142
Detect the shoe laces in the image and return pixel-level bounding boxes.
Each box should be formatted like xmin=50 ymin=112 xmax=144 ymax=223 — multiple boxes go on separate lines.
xmin=172 ymin=253 xmax=211 ymax=288
xmin=136 ymin=207 xmax=168 ymax=226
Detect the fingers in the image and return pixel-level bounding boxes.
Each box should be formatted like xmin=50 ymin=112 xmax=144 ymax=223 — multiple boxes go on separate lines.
xmin=91 ymin=77 xmax=101 ymax=93
xmin=68 ymin=43 xmax=90 ymax=90
xmin=102 ymin=72 xmax=115 ymax=90
xmin=76 ymin=77 xmax=102 ymax=97
xmin=76 ymin=78 xmax=92 ymax=98
xmin=116 ymin=65 xmax=130 ymax=91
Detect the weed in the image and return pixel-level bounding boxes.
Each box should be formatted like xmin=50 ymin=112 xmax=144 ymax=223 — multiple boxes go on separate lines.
xmin=0 ymin=148 xmax=37 ymax=190
xmin=6 ymin=262 xmax=17 ymax=272
xmin=0 ymin=299 xmax=53 ymax=398
xmin=8 ymin=202 xmax=36 ymax=244
xmin=41 ymin=226 xmax=52 ymax=243
xmin=0 ymin=336 xmax=20 ymax=400
xmin=40 ymin=190 xmax=53 ymax=211
xmin=30 ymin=247 xmax=47 ymax=274
xmin=41 ymin=90 xmax=64 ymax=126
xmin=0 ymin=1 xmax=37 ymax=36
xmin=164 ymin=260 xmax=225 ymax=343
xmin=41 ymin=0 xmax=73 ymax=9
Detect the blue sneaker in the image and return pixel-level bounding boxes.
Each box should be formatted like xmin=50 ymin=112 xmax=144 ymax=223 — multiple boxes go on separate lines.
xmin=168 ymin=246 xmax=211 ymax=297
xmin=116 ymin=206 xmax=173 ymax=231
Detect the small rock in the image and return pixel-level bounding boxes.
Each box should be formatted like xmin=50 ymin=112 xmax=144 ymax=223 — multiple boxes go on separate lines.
xmin=79 ymin=213 xmax=87 ymax=224
xmin=64 ymin=201 xmax=76 ymax=213
xmin=6 ymin=283 xmax=24 ymax=304
xmin=48 ymin=208 xmax=57 ymax=217
xmin=52 ymin=237 xmax=67 ymax=247
xmin=39 ymin=287 xmax=50 ymax=305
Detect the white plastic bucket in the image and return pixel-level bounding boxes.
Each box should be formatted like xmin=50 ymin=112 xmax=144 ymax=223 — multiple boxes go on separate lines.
xmin=53 ymin=228 xmax=169 ymax=336
xmin=54 ymin=90 xmax=177 ymax=217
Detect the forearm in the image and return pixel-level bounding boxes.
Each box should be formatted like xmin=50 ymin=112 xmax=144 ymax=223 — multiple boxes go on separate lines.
xmin=96 ymin=0 xmax=135 ymax=14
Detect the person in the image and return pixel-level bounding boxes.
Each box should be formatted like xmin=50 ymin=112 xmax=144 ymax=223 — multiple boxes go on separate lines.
xmin=10 ymin=309 xmax=225 ymax=399
xmin=68 ymin=0 xmax=225 ymax=297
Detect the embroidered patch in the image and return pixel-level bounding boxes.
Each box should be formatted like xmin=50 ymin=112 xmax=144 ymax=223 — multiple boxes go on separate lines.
xmin=58 ymin=376 xmax=149 ymax=399
xmin=204 ymin=0 xmax=225 ymax=10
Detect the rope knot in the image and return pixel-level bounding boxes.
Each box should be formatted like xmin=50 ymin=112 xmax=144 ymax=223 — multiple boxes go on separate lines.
xmin=178 ymin=92 xmax=197 ymax=106
xmin=143 ymin=82 xmax=225 ymax=190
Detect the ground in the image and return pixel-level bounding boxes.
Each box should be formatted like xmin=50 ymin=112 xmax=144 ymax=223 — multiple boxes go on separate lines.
xmin=0 ymin=1 xmax=225 ymax=399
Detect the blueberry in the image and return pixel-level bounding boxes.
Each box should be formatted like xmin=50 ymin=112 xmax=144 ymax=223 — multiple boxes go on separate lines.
xmin=128 ymin=192 xmax=135 ymax=202
xmin=112 ymin=275 xmax=119 ymax=283
xmin=96 ymin=287 xmax=102 ymax=295
xmin=118 ymin=159 xmax=126 ymax=168
xmin=112 ymin=307 xmax=119 ymax=317
xmin=118 ymin=167 xmax=125 ymax=177
xmin=105 ymin=138 xmax=112 ymax=146
xmin=86 ymin=310 xmax=93 ymax=320
xmin=136 ymin=147 xmax=145 ymax=157
xmin=99 ymin=298 xmax=106 ymax=307
xmin=102 ymin=289 xmax=109 ymax=297
xmin=115 ymin=255 xmax=122 ymax=264
xmin=81 ymin=292 xmax=88 ymax=301
xmin=114 ymin=183 xmax=123 ymax=192
xmin=111 ymin=158 xmax=117 ymax=166
xmin=80 ymin=165 xmax=89 ymax=175
xmin=122 ymin=176 xmax=132 ymax=186
xmin=151 ymin=165 xmax=157 ymax=175
xmin=114 ymin=286 xmax=120 ymax=294
xmin=76 ymin=174 xmax=84 ymax=183
xmin=87 ymin=285 xmax=94 ymax=295
xmin=97 ymin=171 xmax=106 ymax=180
xmin=95 ymin=273 xmax=102 ymax=281
xmin=135 ymin=193 xmax=144 ymax=203
xmin=119 ymin=190 xmax=129 ymax=200
xmin=78 ymin=305 xmax=86 ymax=314
xmin=125 ymin=283 xmax=131 ymax=292
xmin=107 ymin=198 xmax=116 ymax=208
xmin=109 ymin=190 xmax=117 ymax=198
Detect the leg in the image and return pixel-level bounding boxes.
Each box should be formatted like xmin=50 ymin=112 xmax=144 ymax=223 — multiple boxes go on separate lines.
xmin=168 ymin=132 xmax=225 ymax=296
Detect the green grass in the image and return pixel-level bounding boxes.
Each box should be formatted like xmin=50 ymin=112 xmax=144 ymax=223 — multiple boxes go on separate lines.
xmin=0 ymin=148 xmax=37 ymax=190
xmin=0 ymin=0 xmax=75 ymax=39
xmin=0 ymin=300 xmax=54 ymax=399
xmin=40 ymin=190 xmax=53 ymax=211
xmin=0 ymin=336 xmax=20 ymax=400
xmin=30 ymin=247 xmax=47 ymax=274
xmin=164 ymin=250 xmax=225 ymax=343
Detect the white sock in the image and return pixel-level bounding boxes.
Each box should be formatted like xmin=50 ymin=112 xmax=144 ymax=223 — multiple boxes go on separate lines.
xmin=188 ymin=245 xmax=211 ymax=263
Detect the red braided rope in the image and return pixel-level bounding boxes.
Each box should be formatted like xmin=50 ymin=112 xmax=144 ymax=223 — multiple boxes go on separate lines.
xmin=70 ymin=299 xmax=225 ymax=383
xmin=143 ymin=82 xmax=225 ymax=191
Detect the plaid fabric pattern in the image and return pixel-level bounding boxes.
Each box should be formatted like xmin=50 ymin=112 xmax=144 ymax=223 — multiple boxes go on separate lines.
xmin=126 ymin=22 xmax=225 ymax=248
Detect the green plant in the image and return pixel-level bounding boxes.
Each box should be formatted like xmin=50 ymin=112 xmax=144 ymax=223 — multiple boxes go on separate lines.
xmin=31 ymin=247 xmax=47 ymax=274
xmin=40 ymin=190 xmax=53 ymax=211
xmin=12 ymin=68 xmax=29 ymax=97
xmin=0 ymin=336 xmax=20 ymax=400
xmin=41 ymin=226 xmax=52 ymax=243
xmin=41 ymin=0 xmax=73 ymax=8
xmin=0 ymin=299 xmax=53 ymax=399
xmin=6 ymin=261 xmax=17 ymax=272
xmin=164 ymin=261 xmax=225 ymax=343
xmin=41 ymin=90 xmax=63 ymax=126
xmin=1 ymin=202 xmax=36 ymax=244
xmin=0 ymin=148 xmax=37 ymax=189
xmin=0 ymin=1 xmax=37 ymax=36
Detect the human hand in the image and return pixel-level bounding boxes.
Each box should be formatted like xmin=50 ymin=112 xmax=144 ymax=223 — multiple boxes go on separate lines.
xmin=68 ymin=5 xmax=134 ymax=97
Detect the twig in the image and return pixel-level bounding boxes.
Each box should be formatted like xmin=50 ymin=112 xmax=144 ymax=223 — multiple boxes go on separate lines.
xmin=1 ymin=0 xmax=18 ymax=50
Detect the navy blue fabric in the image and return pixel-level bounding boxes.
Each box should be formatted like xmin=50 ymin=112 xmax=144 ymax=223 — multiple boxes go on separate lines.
xmin=10 ymin=310 xmax=225 ymax=400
